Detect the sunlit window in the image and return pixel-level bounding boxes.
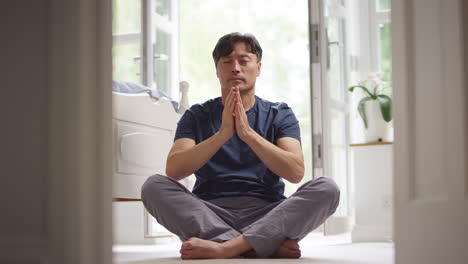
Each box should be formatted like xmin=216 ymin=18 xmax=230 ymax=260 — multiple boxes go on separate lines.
xmin=375 ymin=0 xmax=392 ymax=96
xmin=112 ymin=0 xmax=179 ymax=97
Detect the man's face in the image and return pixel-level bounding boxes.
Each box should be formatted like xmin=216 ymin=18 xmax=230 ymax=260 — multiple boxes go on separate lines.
xmin=216 ymin=42 xmax=262 ymax=93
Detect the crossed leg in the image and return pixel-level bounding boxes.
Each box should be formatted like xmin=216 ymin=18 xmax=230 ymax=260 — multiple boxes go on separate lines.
xmin=141 ymin=175 xmax=339 ymax=259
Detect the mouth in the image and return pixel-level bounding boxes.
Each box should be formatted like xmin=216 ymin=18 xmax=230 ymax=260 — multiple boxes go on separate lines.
xmin=228 ymin=77 xmax=244 ymax=82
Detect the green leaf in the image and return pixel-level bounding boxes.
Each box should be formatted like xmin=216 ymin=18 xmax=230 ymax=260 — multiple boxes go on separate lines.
xmin=348 ymin=85 xmax=375 ymax=99
xmin=377 ymin=94 xmax=392 ymax=122
xmin=357 ymin=96 xmax=374 ymax=129
xmin=373 ymin=84 xmax=379 ymax=96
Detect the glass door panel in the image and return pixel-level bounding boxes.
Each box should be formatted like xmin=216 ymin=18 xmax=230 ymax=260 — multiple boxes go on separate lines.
xmin=322 ymin=0 xmax=351 ymax=233
xmin=327 ymin=18 xmax=344 ymax=101
xmin=113 ymin=0 xmax=141 ymax=34
xmin=113 ymin=42 xmax=142 ymax=83
xmin=330 ymin=109 xmax=348 ymax=215
xmin=112 ymin=0 xmax=142 ymax=83
xmin=153 ymin=29 xmax=172 ymax=93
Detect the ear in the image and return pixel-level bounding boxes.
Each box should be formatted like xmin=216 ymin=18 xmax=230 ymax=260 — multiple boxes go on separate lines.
xmin=256 ymin=62 xmax=262 ymax=77
xmin=215 ymin=63 xmax=220 ymax=78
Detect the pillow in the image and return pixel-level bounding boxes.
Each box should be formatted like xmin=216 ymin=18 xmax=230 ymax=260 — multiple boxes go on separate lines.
xmin=112 ymin=80 xmax=179 ymax=110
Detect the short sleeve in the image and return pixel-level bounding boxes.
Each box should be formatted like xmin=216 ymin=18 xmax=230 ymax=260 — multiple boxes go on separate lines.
xmin=174 ymin=109 xmax=197 ymax=141
xmin=276 ymin=103 xmax=301 ymax=142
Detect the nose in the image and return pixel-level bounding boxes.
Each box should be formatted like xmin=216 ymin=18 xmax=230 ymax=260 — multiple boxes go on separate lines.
xmin=231 ymin=60 xmax=241 ymax=74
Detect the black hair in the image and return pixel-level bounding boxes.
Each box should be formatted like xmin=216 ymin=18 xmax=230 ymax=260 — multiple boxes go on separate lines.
xmin=212 ymin=32 xmax=263 ymax=65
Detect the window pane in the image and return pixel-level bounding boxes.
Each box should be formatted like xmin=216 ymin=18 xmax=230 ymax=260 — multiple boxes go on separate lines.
xmin=113 ymin=42 xmax=142 ymax=83
xmin=379 ymin=23 xmax=392 ymax=97
xmin=113 ymin=0 xmax=141 ymax=34
xmin=327 ymin=18 xmax=344 ymax=101
xmin=153 ymin=29 xmax=171 ymax=93
xmin=330 ymin=109 xmax=348 ymax=215
xmin=155 ymin=0 xmax=171 ymax=20
xmin=377 ymin=0 xmax=390 ymax=11
xmin=179 ymin=0 xmax=312 ymax=197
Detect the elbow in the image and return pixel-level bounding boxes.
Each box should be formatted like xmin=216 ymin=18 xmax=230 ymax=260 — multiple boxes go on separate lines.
xmin=165 ymin=166 xmax=187 ymax=181
xmin=165 ymin=160 xmax=184 ymax=181
xmin=165 ymin=167 xmax=178 ymax=181
xmin=290 ymin=173 xmax=304 ymax=184
xmin=289 ymin=163 xmax=305 ymax=184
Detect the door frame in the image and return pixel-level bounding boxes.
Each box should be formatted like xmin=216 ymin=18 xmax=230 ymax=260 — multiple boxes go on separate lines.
xmin=48 ymin=0 xmax=113 ymax=263
xmin=48 ymin=0 xmax=468 ymax=263
xmin=392 ymin=0 xmax=468 ymax=263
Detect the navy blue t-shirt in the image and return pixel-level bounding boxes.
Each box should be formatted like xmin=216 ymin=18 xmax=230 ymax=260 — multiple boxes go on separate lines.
xmin=174 ymin=95 xmax=301 ymax=202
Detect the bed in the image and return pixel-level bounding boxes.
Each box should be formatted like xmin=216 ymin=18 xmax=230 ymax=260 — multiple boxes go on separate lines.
xmin=112 ymin=81 xmax=193 ymax=201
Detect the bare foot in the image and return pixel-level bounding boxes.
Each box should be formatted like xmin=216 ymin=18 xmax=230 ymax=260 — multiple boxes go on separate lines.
xmin=181 ymin=237 xmax=248 ymax=259
xmin=242 ymin=249 xmax=258 ymax=258
xmin=271 ymin=240 xmax=301 ymax=258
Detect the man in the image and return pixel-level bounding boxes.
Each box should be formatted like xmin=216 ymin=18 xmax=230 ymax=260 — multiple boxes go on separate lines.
xmin=141 ymin=32 xmax=340 ymax=259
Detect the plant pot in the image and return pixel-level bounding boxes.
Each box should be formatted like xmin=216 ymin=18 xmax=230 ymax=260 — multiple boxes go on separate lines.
xmin=363 ymin=100 xmax=393 ymax=142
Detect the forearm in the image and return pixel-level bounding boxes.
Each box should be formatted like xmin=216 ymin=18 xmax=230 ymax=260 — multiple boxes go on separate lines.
xmin=244 ymin=132 xmax=304 ymax=184
xmin=166 ymin=131 xmax=230 ymax=181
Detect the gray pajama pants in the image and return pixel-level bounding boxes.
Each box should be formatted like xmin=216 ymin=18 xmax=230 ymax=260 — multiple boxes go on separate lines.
xmin=141 ymin=174 xmax=340 ymax=257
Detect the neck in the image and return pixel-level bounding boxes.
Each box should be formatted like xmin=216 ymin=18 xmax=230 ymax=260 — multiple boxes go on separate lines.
xmin=240 ymin=92 xmax=256 ymax=111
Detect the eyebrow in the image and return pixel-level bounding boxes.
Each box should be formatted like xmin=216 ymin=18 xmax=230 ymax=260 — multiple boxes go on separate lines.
xmin=222 ymin=54 xmax=254 ymax=60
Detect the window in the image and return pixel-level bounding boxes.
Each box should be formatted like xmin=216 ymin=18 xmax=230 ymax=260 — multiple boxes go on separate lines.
xmin=373 ymin=0 xmax=392 ymax=95
xmin=112 ymin=0 xmax=179 ymax=98
xmin=112 ymin=0 xmax=142 ymax=84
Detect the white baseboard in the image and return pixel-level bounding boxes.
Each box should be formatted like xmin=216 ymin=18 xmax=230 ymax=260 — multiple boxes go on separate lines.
xmin=351 ymin=224 xmax=393 ymax=242
xmin=325 ymin=215 xmax=352 ymax=235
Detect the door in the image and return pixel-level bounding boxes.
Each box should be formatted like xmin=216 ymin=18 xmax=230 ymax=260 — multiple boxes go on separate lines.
xmin=393 ymin=0 xmax=468 ymax=263
xmin=309 ymin=0 xmax=352 ymax=234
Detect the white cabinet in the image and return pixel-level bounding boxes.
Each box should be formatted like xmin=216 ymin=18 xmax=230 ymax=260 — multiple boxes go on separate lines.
xmin=350 ymin=142 xmax=393 ymax=242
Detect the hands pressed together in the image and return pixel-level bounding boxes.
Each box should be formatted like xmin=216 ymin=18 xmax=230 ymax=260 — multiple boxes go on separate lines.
xmin=219 ymin=86 xmax=254 ymax=142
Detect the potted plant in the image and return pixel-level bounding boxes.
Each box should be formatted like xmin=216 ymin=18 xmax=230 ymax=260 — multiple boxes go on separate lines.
xmin=348 ymin=73 xmax=393 ymax=142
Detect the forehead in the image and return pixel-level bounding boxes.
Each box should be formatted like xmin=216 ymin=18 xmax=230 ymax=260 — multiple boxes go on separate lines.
xmin=222 ymin=42 xmax=257 ymax=58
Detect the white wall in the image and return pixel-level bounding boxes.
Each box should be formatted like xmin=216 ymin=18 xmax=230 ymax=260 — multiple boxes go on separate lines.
xmin=1 ymin=1 xmax=49 ymax=262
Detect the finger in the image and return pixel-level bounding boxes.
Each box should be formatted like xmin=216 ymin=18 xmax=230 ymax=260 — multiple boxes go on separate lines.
xmin=237 ymin=100 xmax=245 ymax=116
xmin=231 ymin=97 xmax=236 ymax=116
xmin=238 ymin=102 xmax=250 ymax=127
xmin=235 ymin=88 xmax=242 ymax=103
xmin=226 ymin=87 xmax=238 ymax=111
xmin=235 ymin=101 xmax=244 ymax=126
xmin=224 ymin=88 xmax=234 ymax=109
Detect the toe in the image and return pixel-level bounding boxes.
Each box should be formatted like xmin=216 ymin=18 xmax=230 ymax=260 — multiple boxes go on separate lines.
xmin=286 ymin=240 xmax=300 ymax=250
xmin=182 ymin=242 xmax=194 ymax=250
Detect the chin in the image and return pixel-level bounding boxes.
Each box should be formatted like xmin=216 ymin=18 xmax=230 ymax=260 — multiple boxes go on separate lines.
xmin=239 ymin=85 xmax=255 ymax=93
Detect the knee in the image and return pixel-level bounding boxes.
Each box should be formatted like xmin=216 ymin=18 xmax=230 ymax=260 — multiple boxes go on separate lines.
xmin=305 ymin=177 xmax=340 ymax=205
xmin=317 ymin=177 xmax=340 ymax=208
xmin=140 ymin=174 xmax=170 ymax=201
